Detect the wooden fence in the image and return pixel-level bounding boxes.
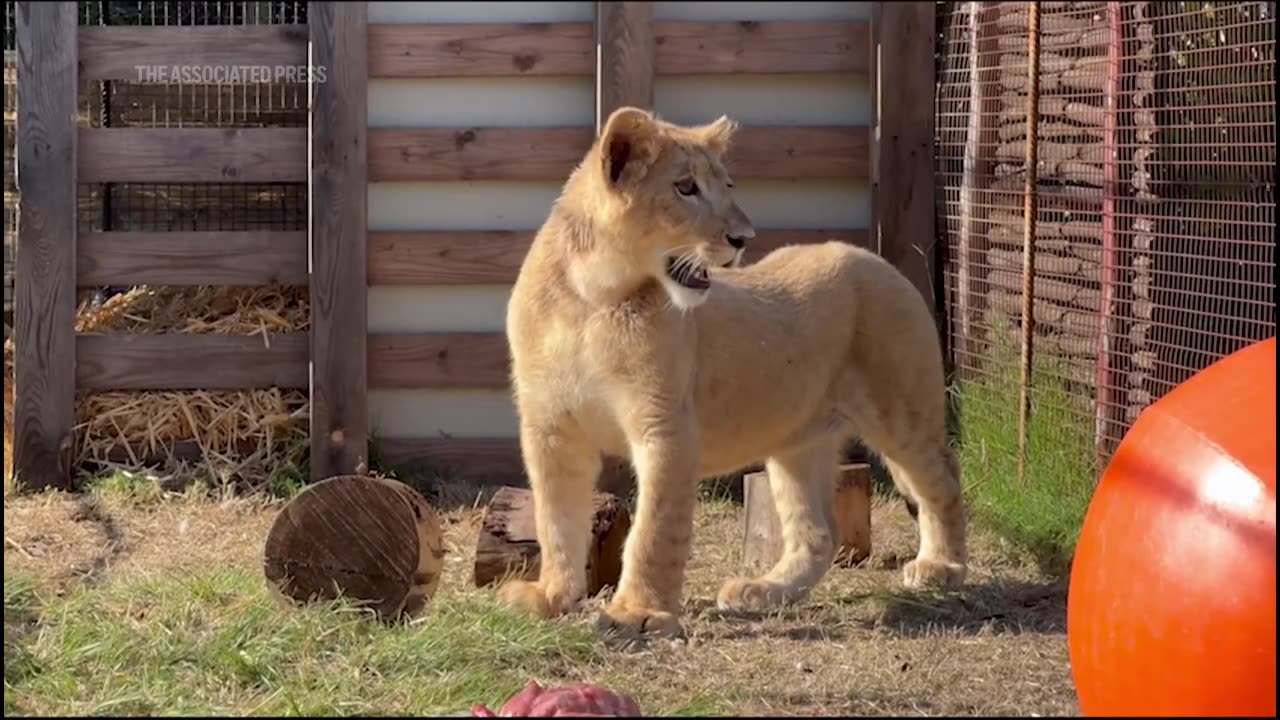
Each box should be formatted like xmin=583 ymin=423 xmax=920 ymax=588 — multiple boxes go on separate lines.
xmin=11 ymin=1 xmax=935 ymax=492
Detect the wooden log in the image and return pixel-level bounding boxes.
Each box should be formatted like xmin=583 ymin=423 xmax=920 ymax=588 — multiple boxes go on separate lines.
xmin=988 ymin=270 xmax=1102 ymax=312
xmin=987 ymin=246 xmax=1099 ymax=280
xmin=988 ymin=288 xmax=1099 ymax=338
xmin=989 ymin=177 xmax=1101 ymax=208
xmin=996 ymin=8 xmax=1101 ymax=35
xmin=998 ymin=121 xmax=1105 ymax=142
xmin=742 ymin=464 xmax=872 ymax=575
xmin=998 ymin=96 xmax=1104 ymax=127
xmin=996 ymin=139 xmax=1104 ymax=165
xmin=994 ymin=159 xmax=1104 ymax=187
xmin=473 ymin=486 xmax=632 ymax=596
xmin=995 ymin=25 xmax=1108 ymax=51
xmin=988 ymin=210 xmax=1104 ymax=245
xmin=263 ymin=475 xmax=446 ymax=620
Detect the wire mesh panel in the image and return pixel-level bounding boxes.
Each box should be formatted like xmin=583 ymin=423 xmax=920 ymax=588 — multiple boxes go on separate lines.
xmin=937 ymin=0 xmax=1276 ymax=501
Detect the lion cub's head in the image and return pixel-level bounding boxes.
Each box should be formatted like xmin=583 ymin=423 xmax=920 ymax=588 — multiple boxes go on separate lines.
xmin=569 ymin=106 xmax=755 ymax=310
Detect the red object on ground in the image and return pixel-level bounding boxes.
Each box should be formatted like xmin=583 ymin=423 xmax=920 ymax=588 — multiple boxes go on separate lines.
xmin=471 ymin=680 xmax=642 ymax=717
xmin=1068 ymin=337 xmax=1277 ymax=717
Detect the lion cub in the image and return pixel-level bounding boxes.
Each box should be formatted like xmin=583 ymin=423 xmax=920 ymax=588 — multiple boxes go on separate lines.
xmin=500 ymin=107 xmax=967 ymax=639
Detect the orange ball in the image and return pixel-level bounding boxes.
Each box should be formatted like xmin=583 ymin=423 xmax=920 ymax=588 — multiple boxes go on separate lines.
xmin=1068 ymin=337 xmax=1276 ymax=717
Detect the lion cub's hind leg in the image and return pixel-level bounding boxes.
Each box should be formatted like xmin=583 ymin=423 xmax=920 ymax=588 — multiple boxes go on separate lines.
xmin=499 ymin=419 xmax=602 ymax=619
xmin=882 ymin=443 xmax=967 ymax=589
xmin=716 ymin=438 xmax=839 ymax=612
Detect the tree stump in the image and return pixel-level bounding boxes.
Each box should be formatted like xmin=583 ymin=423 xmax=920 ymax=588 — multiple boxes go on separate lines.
xmin=263 ymin=474 xmax=445 ymax=620
xmin=473 ymin=486 xmax=631 ymax=597
xmin=742 ymin=463 xmax=872 ymax=575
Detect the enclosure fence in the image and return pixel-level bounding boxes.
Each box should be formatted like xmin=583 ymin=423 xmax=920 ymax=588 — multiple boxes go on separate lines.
xmin=936 ymin=1 xmax=1276 ymax=483
xmin=7 ymin=2 xmax=932 ymax=492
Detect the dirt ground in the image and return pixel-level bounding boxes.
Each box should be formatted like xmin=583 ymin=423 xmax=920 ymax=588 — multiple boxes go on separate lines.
xmin=3 ymin=485 xmax=1080 ymax=716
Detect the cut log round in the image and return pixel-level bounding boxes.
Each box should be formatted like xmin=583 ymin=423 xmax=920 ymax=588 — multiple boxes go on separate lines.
xmin=263 ymin=474 xmax=445 ymax=620
xmin=473 ymin=486 xmax=631 ymax=596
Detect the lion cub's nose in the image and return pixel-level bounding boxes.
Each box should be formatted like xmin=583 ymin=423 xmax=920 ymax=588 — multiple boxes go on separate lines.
xmin=726 ymin=233 xmax=750 ymax=249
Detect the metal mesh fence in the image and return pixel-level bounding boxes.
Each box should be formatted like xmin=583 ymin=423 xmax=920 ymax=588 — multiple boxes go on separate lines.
xmin=936 ymin=1 xmax=1276 ymax=488
xmin=3 ymin=1 xmax=309 ymax=327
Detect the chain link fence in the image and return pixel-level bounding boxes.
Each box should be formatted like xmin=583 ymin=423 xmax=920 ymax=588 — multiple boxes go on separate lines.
xmin=936 ymin=0 xmax=1275 ymax=536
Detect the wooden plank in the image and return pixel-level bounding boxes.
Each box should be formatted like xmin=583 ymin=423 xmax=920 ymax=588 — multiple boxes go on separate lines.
xmin=367 ymin=20 xmax=869 ymax=79
xmin=368 ymin=127 xmax=593 ymax=183
xmin=654 ymin=20 xmax=870 ymax=75
xmin=873 ymin=4 xmax=938 ymax=320
xmin=79 ymin=128 xmax=307 ymax=184
xmin=78 ymin=231 xmax=308 ymax=287
xmin=78 ymin=25 xmax=309 ymax=82
xmin=597 ymin=1 xmax=655 ymax=129
xmin=368 ymin=333 xmax=510 ymax=389
xmin=75 ymin=333 xmax=309 ymax=390
xmin=368 ymin=230 xmax=534 ymax=286
xmin=367 ymin=228 xmax=870 ymax=285
xmin=367 ymin=125 xmax=869 ymax=182
xmin=309 ymin=2 xmax=370 ymax=482
xmin=727 ymin=126 xmax=868 ymax=179
xmin=368 ymin=22 xmax=595 ymax=78
xmin=378 ymin=437 xmax=527 ymax=484
xmin=13 ymin=2 xmax=78 ymax=492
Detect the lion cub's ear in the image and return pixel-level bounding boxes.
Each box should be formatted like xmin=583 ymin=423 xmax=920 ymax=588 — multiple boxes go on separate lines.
xmin=699 ymin=115 xmax=738 ymax=157
xmin=599 ymin=106 xmax=658 ymax=188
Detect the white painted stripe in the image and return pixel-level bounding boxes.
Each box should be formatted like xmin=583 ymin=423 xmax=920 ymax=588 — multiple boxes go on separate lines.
xmin=369 ymin=285 xmax=512 ymax=334
xmin=369 ymin=78 xmax=594 ymax=128
xmin=654 ymin=74 xmax=871 ymax=127
xmin=654 ymin=1 xmax=871 ymax=21
xmin=370 ymin=389 xmax=519 ymax=439
xmin=369 ymin=181 xmax=561 ymax=232
xmin=369 ymin=1 xmax=594 ymax=24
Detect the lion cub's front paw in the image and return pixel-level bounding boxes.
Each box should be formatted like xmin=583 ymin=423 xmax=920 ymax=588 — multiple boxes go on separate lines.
xmin=499 ymin=579 xmax=579 ymax=619
xmin=902 ymin=558 xmax=967 ymax=589
xmin=716 ymin=577 xmax=800 ymax=612
xmin=597 ymin=599 xmax=686 ymax=641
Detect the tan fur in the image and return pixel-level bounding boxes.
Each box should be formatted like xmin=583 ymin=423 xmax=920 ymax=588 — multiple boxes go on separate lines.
xmin=500 ymin=107 xmax=967 ymax=639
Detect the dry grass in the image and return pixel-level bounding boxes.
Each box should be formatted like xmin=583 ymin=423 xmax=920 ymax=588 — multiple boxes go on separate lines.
xmin=3 ymin=477 xmax=1079 ymax=717
xmin=3 ymin=286 xmax=310 ymax=493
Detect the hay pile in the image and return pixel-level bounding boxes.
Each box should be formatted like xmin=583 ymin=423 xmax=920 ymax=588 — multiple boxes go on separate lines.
xmin=3 ymin=286 xmax=310 ymax=490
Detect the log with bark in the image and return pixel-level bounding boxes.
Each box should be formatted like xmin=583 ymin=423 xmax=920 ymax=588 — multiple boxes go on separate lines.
xmin=262 ymin=474 xmax=446 ymax=620
xmin=987 ymin=270 xmax=1103 ymax=313
xmin=473 ymin=486 xmax=631 ymax=597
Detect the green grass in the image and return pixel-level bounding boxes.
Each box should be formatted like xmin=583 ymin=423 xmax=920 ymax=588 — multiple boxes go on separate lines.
xmin=3 ymin=566 xmax=610 ymax=717
xmin=951 ymin=318 xmax=1100 ymax=576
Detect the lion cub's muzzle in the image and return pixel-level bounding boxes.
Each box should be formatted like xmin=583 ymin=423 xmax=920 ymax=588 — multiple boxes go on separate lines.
xmin=664 ymin=256 xmax=711 ymax=290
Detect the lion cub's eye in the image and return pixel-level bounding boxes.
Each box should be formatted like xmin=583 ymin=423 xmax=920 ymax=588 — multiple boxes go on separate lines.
xmin=675 ymin=178 xmax=699 ymax=197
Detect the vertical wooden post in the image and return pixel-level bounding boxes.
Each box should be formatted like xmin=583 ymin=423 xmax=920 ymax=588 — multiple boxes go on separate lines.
xmin=309 ymin=2 xmax=369 ymax=482
xmin=874 ymin=3 xmax=939 ymax=324
xmin=13 ymin=2 xmax=78 ymax=492
xmin=595 ymin=1 xmax=655 ymax=130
